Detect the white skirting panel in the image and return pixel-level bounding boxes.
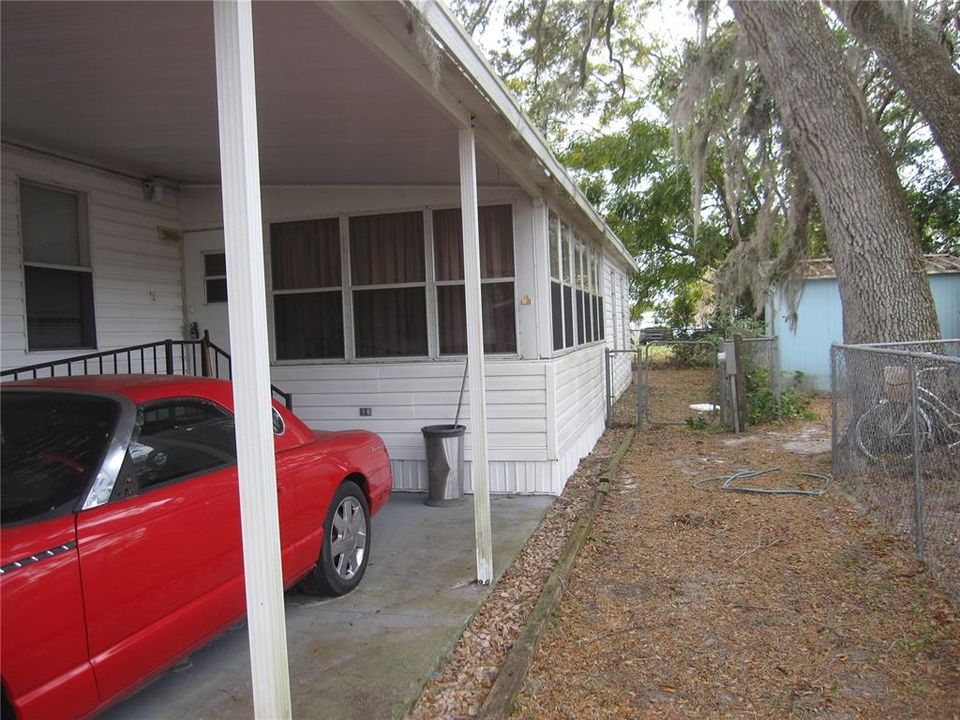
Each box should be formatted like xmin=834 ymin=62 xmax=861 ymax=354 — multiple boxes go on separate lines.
xmin=391 ymin=458 xmax=557 ymax=495
xmin=552 ymin=412 xmax=606 ymax=494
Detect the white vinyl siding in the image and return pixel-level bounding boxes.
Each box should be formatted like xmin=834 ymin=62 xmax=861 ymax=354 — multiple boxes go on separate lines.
xmin=270 ymin=359 xmax=551 ymax=493
xmin=1 ymin=146 xmax=183 ymax=371
xmin=604 ymin=257 xmax=632 ymax=398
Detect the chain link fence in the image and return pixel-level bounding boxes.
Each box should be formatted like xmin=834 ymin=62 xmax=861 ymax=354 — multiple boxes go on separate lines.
xmin=605 ymin=349 xmax=640 ymax=427
xmin=638 ymin=340 xmax=720 ymax=425
xmin=831 ymin=340 xmax=960 ymax=599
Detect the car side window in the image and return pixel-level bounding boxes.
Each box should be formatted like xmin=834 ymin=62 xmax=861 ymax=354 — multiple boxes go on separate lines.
xmin=128 ymin=399 xmax=237 ymax=491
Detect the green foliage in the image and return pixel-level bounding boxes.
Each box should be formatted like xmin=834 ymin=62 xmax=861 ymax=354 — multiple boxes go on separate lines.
xmin=451 ymin=0 xmax=960 ymax=321
xmin=745 ymin=367 xmax=817 ymax=425
xmin=451 ymin=0 xmax=651 ymax=141
xmin=684 ymin=414 xmax=713 ymax=432
xmin=906 ymin=165 xmax=960 ymax=255
xmin=562 ymin=116 xmax=733 ymax=315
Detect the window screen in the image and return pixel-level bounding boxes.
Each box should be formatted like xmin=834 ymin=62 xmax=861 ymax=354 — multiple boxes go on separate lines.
xmin=433 ymin=205 xmax=516 ymax=356
xmin=270 ymin=217 xmax=344 ymax=360
xmin=350 ymin=212 xmax=427 ymax=358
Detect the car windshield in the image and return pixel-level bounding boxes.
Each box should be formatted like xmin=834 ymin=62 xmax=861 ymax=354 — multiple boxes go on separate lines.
xmin=1 ymin=391 xmax=120 ymax=525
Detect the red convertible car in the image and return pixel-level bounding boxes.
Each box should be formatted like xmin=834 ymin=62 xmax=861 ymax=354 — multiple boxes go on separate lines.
xmin=0 ymin=375 xmax=392 ymax=720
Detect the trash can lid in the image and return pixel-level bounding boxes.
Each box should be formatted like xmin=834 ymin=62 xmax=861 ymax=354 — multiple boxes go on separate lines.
xmin=421 ymin=424 xmax=466 ymax=438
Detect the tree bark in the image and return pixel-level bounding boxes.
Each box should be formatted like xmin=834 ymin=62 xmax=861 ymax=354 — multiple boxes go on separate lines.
xmin=825 ymin=0 xmax=960 ymax=186
xmin=729 ymin=0 xmax=941 ymax=344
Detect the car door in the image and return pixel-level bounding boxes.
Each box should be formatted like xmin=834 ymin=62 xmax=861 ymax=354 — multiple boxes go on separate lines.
xmin=1 ymin=517 xmax=97 ymax=720
xmin=76 ymin=397 xmax=298 ymax=705
xmin=0 ymin=390 xmax=117 ymax=720
xmin=76 ymin=398 xmax=246 ymax=704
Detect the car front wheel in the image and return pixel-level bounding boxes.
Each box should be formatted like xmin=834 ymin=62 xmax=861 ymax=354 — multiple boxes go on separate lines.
xmin=300 ymin=481 xmax=370 ymax=596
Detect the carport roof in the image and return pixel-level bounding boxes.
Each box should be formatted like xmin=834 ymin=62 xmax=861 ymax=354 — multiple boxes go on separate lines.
xmin=0 ymin=0 xmax=636 ymax=270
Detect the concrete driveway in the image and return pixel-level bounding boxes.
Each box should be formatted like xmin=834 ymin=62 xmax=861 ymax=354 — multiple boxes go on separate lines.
xmin=98 ymin=493 xmax=552 ymax=720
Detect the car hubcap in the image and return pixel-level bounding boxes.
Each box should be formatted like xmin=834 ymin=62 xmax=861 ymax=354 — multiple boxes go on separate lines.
xmin=330 ymin=497 xmax=366 ymax=580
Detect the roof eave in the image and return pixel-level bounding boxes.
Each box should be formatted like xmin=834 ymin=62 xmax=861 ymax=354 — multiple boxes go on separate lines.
xmin=416 ymin=1 xmax=638 ymax=272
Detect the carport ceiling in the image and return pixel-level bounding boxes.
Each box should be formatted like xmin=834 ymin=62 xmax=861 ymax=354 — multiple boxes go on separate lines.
xmin=1 ymin=1 xmax=506 ymax=186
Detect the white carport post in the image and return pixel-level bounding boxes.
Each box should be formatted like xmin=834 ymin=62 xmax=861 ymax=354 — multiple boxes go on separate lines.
xmin=213 ymin=2 xmax=292 ymax=718
xmin=459 ymin=121 xmax=494 ymax=585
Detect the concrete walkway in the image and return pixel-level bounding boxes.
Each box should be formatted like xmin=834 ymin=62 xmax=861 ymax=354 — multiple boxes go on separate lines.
xmin=99 ymin=493 xmax=552 ymax=720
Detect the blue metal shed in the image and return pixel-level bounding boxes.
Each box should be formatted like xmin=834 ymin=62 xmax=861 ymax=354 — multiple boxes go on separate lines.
xmin=768 ymin=254 xmax=960 ymax=391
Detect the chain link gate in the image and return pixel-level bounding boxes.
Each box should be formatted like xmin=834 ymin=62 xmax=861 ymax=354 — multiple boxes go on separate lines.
xmin=605 ymin=348 xmax=641 ymax=427
xmin=638 ymin=340 xmax=721 ymax=426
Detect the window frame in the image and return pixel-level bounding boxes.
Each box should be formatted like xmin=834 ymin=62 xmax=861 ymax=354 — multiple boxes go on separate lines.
xmin=202 ymin=251 xmax=228 ymax=304
xmin=268 ymin=214 xmax=346 ymax=362
xmin=18 ymin=179 xmax=96 ymax=352
xmin=432 ymin=203 xmax=519 ymax=358
xmin=547 ymin=208 xmax=607 ymax=358
xmin=267 ymin=202 xmax=520 ymax=365
xmin=125 ymin=397 xmax=238 ymax=496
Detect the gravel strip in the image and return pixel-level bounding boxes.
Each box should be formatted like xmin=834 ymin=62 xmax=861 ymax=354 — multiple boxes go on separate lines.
xmin=406 ymin=424 xmax=630 ymax=720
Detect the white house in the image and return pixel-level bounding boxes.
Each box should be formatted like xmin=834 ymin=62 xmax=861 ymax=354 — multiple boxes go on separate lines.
xmin=1 ymin=0 xmax=636 ymax=497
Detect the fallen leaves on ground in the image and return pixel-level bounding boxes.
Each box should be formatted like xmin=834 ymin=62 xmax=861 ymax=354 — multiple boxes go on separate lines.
xmin=411 ymin=370 xmax=960 ymax=719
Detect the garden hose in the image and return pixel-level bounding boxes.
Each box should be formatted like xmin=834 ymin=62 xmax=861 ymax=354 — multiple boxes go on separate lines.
xmin=693 ymin=467 xmax=830 ymax=496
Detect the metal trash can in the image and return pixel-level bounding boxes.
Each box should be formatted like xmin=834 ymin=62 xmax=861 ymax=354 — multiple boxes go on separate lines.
xmin=421 ymin=424 xmax=466 ymax=506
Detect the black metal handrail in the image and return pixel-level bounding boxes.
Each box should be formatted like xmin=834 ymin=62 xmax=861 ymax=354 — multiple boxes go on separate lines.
xmin=1 ymin=331 xmax=294 ymax=410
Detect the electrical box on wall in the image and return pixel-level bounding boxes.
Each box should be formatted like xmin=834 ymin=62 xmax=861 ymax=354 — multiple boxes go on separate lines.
xmin=359 ymin=407 xmax=372 ymax=417
xmin=142 ymin=180 xmax=164 ymax=202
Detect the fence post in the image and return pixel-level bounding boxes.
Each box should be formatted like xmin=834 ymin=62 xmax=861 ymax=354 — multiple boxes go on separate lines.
xmin=201 ymin=330 xmax=212 ymax=378
xmin=830 ymin=344 xmax=839 ymax=477
xmin=735 ymin=335 xmax=748 ymax=430
xmin=605 ymin=347 xmax=612 ymax=428
xmin=910 ymin=360 xmax=925 ymax=558
xmin=164 ymin=339 xmax=175 ymax=375
xmin=634 ymin=349 xmax=642 ymax=425
xmin=773 ymin=335 xmax=782 ymax=420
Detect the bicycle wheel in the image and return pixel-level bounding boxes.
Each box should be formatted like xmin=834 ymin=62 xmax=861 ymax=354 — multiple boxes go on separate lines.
xmin=856 ymin=399 xmax=932 ymax=464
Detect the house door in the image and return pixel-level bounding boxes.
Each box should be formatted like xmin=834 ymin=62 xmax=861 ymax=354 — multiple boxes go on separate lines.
xmin=184 ymin=230 xmax=231 ymax=353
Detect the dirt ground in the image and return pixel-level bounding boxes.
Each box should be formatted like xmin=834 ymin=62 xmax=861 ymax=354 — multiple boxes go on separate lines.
xmin=410 ymin=369 xmax=959 ymax=719
xmin=515 ymin=375 xmax=960 ymax=719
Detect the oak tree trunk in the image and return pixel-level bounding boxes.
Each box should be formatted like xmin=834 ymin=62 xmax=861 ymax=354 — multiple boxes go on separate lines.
xmin=730 ymin=0 xmax=941 ymax=345
xmin=826 ymin=0 xmax=960 ymax=186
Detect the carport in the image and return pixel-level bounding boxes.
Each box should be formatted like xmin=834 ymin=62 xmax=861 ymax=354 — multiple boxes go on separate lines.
xmin=2 ymin=2 xmax=632 ymax=714
xmin=0 ymin=0 xmax=523 ymax=713
xmin=95 ymin=494 xmax=551 ymax=719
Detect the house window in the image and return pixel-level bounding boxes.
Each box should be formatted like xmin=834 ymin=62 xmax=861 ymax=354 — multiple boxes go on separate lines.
xmin=350 ymin=211 xmax=427 ymax=358
xmin=549 ymin=212 xmax=564 ymax=352
xmin=20 ymin=181 xmax=95 ymax=350
xmin=549 ymin=211 xmax=606 ymax=353
xmin=433 ymin=205 xmax=516 ymax=355
xmin=204 ymin=253 xmax=227 ymax=303
xmin=562 ymin=223 xmax=575 ymax=348
xmin=270 ymin=217 xmax=344 ymax=360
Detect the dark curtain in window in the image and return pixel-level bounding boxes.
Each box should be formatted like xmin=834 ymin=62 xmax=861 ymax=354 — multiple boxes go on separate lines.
xmin=270 ymin=218 xmax=341 ymax=289
xmin=437 ymin=285 xmax=465 ymax=355
xmin=25 ymin=267 xmax=95 ymax=350
xmin=576 ymin=290 xmax=586 ymax=345
xmin=551 ymin=282 xmax=564 ymax=351
xmin=354 ymin=287 xmax=427 ymax=357
xmin=563 ymin=287 xmax=574 ymax=348
xmin=273 ymin=292 xmax=344 ymax=360
xmin=350 ymin=212 xmax=424 ymax=285
xmin=437 ymin=283 xmax=516 ymax=355
xmin=598 ymin=298 xmax=605 ymax=339
xmin=590 ymin=295 xmax=600 ymax=340
xmin=433 ymin=205 xmax=515 ymax=281
xmin=585 ymin=295 xmax=594 ymax=343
